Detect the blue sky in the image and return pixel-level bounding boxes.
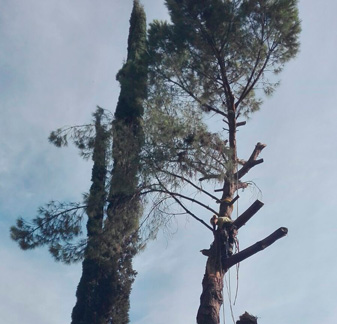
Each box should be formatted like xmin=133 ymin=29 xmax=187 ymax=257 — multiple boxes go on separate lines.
xmin=1 ymin=1 xmax=337 ymax=323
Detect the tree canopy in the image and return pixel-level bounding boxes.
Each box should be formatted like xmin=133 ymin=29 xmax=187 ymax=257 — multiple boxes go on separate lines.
xmin=10 ymin=1 xmax=301 ymax=324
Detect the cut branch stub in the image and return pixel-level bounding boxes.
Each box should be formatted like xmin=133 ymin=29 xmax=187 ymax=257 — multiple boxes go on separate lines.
xmin=236 ymin=121 xmax=247 ymax=128
xmin=223 ymin=227 xmax=288 ymax=270
xmin=235 ymin=142 xmax=266 ymax=180
xmin=232 ymin=200 xmax=264 ymax=229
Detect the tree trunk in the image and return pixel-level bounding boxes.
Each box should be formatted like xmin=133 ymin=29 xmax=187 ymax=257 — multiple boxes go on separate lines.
xmin=197 ymin=99 xmax=237 ymax=324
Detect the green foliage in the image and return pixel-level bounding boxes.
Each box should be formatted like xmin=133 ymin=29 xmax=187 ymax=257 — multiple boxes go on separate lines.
xmin=10 ymin=108 xmax=110 ymax=265
xmin=72 ymin=2 xmax=148 ymax=323
xmin=48 ymin=106 xmax=112 ymax=159
xmin=115 ymin=0 xmax=147 ymax=121
xmin=10 ymin=2 xmax=301 ymax=323
xmin=142 ymin=96 xmax=229 ymax=184
xmin=148 ymin=0 xmax=301 ymax=117
xmin=10 ymin=201 xmax=87 ymax=263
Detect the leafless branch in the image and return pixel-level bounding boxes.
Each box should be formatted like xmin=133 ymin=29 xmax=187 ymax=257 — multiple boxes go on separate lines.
xmin=224 ymin=227 xmax=288 ymax=269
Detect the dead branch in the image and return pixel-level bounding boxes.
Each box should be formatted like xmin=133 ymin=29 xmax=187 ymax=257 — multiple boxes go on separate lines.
xmin=235 ymin=142 xmax=266 ymax=180
xmin=236 ymin=121 xmax=247 ymax=127
xmin=223 ymin=227 xmax=288 ymax=269
xmin=232 ymin=200 xmax=264 ymax=229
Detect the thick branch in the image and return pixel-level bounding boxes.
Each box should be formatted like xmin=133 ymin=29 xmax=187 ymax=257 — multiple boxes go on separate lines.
xmin=224 ymin=227 xmax=288 ymax=269
xmin=235 ymin=142 xmax=266 ymax=180
xmin=236 ymin=121 xmax=246 ymax=127
xmin=232 ymin=200 xmax=264 ymax=229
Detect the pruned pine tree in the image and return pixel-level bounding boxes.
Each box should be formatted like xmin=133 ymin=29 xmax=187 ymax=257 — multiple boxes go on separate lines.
xmin=11 ymin=1 xmax=147 ymax=324
xmin=146 ymin=1 xmax=301 ymax=324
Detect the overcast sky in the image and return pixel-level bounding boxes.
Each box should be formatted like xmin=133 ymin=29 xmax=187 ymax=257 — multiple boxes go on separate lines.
xmin=1 ymin=1 xmax=337 ymax=324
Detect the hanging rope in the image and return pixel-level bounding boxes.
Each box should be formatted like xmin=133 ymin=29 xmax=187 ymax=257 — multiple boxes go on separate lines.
xmin=225 ymin=270 xmax=236 ymax=324
xmin=234 ymin=159 xmax=240 ymax=304
xmin=234 ymin=237 xmax=240 ymax=305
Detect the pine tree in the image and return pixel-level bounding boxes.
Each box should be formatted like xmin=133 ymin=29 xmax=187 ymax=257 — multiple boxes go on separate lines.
xmin=147 ymin=1 xmax=301 ymax=323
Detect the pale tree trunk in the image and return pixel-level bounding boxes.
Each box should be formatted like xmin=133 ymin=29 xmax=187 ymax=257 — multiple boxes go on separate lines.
xmin=197 ymin=99 xmax=238 ymax=324
xmin=196 ymin=100 xmax=287 ymax=324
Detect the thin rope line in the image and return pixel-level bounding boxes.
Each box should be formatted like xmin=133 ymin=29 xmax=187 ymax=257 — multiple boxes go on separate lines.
xmin=225 ymin=271 xmax=236 ymax=324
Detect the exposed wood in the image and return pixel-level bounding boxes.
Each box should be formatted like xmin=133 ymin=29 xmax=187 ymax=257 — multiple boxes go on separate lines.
xmin=232 ymin=200 xmax=264 ymax=229
xmin=223 ymin=227 xmax=288 ymax=269
xmin=216 ymin=194 xmax=239 ymax=205
xmin=235 ymin=180 xmax=249 ymax=191
xmin=230 ymin=195 xmax=239 ymax=205
xmin=237 ymin=158 xmax=247 ymax=165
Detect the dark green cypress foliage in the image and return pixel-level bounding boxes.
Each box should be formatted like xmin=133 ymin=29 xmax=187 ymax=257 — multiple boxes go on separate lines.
xmin=11 ymin=2 xmax=147 ymax=323
xmin=87 ymin=1 xmax=147 ymax=323
xmin=71 ymin=107 xmax=109 ymax=324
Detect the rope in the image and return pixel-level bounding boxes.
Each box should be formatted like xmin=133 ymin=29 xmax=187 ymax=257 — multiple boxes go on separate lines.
xmin=234 ymin=159 xmax=240 ymax=304
xmin=234 ymin=237 xmax=240 ymax=305
xmin=225 ymin=271 xmax=236 ymax=324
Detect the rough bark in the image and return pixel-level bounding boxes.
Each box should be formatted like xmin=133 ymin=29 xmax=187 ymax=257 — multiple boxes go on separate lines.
xmin=236 ymin=312 xmax=258 ymax=324
xmin=197 ymin=100 xmax=238 ymax=324
xmin=197 ymin=101 xmax=283 ymax=324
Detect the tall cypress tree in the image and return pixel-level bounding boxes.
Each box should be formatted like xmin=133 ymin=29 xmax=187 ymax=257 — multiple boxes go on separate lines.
xmin=71 ymin=108 xmax=109 ymax=324
xmin=88 ymin=1 xmax=147 ymax=323
xmin=73 ymin=1 xmax=147 ymax=323
xmin=11 ymin=2 xmax=147 ymax=324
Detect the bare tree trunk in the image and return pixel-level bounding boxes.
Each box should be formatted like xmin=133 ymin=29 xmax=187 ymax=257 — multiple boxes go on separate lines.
xmin=196 ymin=99 xmax=284 ymax=324
xmin=197 ymin=100 xmax=237 ymax=324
